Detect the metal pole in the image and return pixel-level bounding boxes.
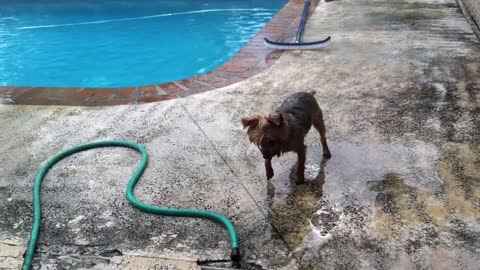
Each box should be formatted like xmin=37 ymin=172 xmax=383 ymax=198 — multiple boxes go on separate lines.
xmin=295 ymin=0 xmax=311 ymax=43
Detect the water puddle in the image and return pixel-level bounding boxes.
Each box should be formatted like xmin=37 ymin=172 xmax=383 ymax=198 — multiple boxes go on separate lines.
xmin=265 ymin=140 xmax=480 ymax=267
xmin=268 ymin=140 xmax=442 ymax=209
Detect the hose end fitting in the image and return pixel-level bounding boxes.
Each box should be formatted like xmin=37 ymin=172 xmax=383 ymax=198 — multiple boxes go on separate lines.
xmin=231 ymin=248 xmax=241 ymax=261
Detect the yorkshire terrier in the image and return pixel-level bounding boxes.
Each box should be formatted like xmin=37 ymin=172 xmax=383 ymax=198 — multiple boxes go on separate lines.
xmin=241 ymin=91 xmax=331 ymax=184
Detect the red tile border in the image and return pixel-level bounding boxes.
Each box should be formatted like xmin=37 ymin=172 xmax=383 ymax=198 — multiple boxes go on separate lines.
xmin=0 ymin=0 xmax=318 ymax=106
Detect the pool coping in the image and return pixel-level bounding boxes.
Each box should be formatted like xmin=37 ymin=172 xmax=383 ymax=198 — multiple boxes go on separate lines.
xmin=0 ymin=0 xmax=318 ymax=106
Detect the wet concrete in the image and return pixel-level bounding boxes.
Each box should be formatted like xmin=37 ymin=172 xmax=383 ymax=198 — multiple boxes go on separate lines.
xmin=1 ymin=0 xmax=480 ymax=269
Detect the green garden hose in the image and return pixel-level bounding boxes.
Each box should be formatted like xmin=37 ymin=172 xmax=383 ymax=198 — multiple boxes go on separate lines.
xmin=22 ymin=141 xmax=240 ymax=270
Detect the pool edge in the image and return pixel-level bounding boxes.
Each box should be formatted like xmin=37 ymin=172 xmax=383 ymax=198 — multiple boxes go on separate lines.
xmin=0 ymin=0 xmax=318 ymax=106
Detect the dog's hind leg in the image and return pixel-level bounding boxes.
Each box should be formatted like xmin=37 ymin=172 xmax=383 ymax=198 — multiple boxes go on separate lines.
xmin=295 ymin=144 xmax=307 ymax=185
xmin=313 ymin=109 xmax=332 ymax=158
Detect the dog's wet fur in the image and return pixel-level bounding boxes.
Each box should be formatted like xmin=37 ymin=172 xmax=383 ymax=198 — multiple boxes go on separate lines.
xmin=242 ymin=91 xmax=331 ymax=184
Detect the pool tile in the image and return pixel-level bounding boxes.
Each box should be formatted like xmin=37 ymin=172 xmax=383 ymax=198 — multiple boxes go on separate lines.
xmin=239 ymin=67 xmax=264 ymax=79
xmin=190 ymin=74 xmax=220 ymax=85
xmin=16 ymin=87 xmax=81 ymax=99
xmin=209 ymin=71 xmax=239 ymax=79
xmin=114 ymin=87 xmax=137 ymax=99
xmin=158 ymin=83 xmax=184 ymax=94
xmin=0 ymin=87 xmax=13 ymax=93
xmin=71 ymin=88 xmax=116 ymax=101
xmin=216 ymin=63 xmax=250 ymax=73
xmin=0 ymin=87 xmax=32 ymax=99
xmin=139 ymin=85 xmax=168 ymax=97
xmin=231 ymin=57 xmax=260 ymax=67
xmin=193 ymin=75 xmax=226 ymax=86
xmin=12 ymin=88 xmax=82 ymax=105
xmin=173 ymin=82 xmax=191 ymax=92
xmin=177 ymin=79 xmax=214 ymax=92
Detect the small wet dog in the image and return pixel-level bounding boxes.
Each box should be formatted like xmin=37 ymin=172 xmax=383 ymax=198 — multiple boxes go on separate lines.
xmin=241 ymin=92 xmax=331 ymax=184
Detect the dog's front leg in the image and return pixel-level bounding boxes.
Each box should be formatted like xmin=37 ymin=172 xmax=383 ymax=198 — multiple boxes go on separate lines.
xmin=296 ymin=145 xmax=306 ymax=184
xmin=265 ymin=159 xmax=274 ymax=179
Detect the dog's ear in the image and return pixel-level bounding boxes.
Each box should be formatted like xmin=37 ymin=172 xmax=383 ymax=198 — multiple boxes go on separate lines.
xmin=267 ymin=113 xmax=283 ymax=126
xmin=241 ymin=116 xmax=260 ymax=129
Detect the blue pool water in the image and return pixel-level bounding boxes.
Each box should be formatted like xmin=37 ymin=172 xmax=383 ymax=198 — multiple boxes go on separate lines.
xmin=0 ymin=0 xmax=286 ymax=88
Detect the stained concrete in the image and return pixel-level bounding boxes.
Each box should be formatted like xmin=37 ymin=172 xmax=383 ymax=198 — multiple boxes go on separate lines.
xmin=462 ymin=0 xmax=480 ymax=33
xmin=1 ymin=0 xmax=480 ymax=269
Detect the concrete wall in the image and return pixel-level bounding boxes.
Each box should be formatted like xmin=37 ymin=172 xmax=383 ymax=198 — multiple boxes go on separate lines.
xmin=463 ymin=0 xmax=480 ymax=28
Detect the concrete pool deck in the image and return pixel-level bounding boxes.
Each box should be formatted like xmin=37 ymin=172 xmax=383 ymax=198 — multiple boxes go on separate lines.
xmin=1 ymin=0 xmax=480 ymax=269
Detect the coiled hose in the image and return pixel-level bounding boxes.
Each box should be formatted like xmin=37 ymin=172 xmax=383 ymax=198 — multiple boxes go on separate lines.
xmin=22 ymin=141 xmax=240 ymax=270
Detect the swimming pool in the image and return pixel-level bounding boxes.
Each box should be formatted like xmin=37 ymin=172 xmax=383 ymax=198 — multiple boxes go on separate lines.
xmin=0 ymin=0 xmax=287 ymax=88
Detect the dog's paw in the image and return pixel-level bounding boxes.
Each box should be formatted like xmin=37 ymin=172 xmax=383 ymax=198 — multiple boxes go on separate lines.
xmin=295 ymin=177 xmax=305 ymax=185
xmin=266 ymin=169 xmax=274 ymax=180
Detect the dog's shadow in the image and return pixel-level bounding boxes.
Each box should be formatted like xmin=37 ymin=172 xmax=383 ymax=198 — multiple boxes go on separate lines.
xmin=267 ymin=157 xmax=329 ymax=250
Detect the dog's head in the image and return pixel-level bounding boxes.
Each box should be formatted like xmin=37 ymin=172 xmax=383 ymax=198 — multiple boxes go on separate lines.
xmin=241 ymin=113 xmax=289 ymax=159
